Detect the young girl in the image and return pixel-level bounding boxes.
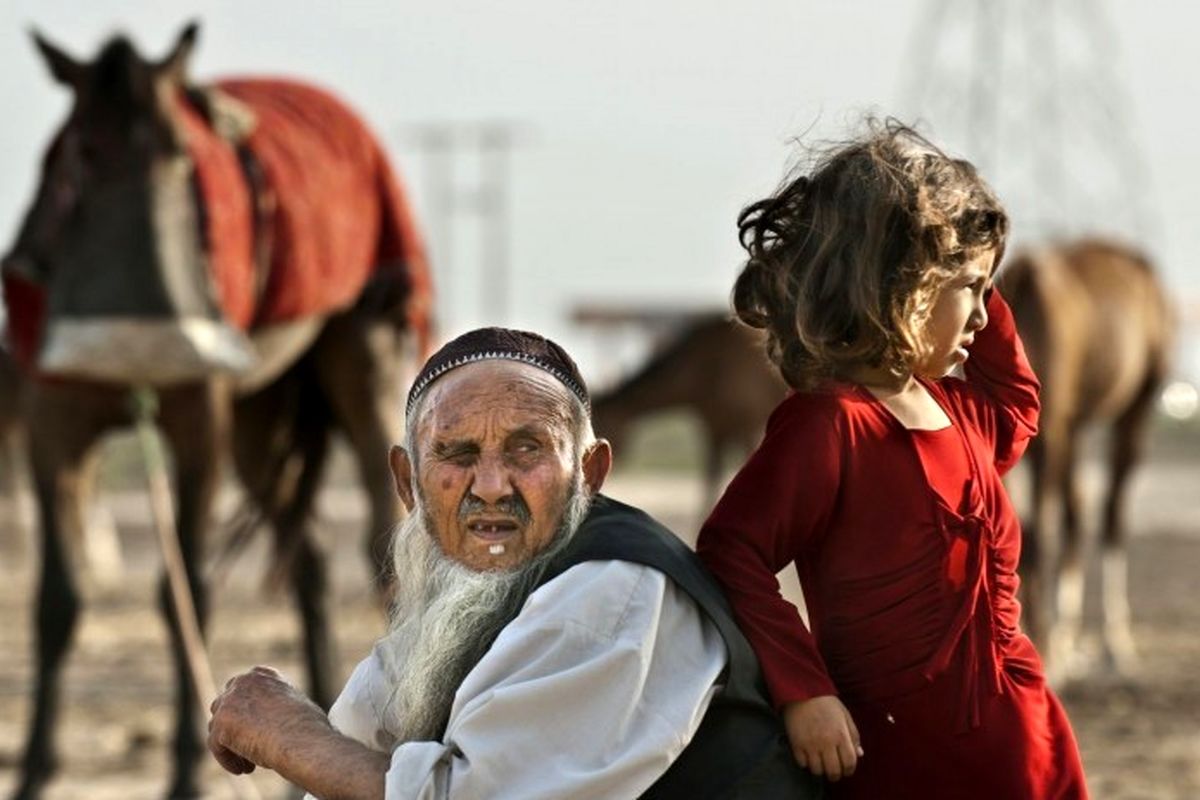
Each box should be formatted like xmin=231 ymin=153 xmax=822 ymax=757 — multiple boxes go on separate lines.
xmin=696 ymin=122 xmax=1088 ymax=798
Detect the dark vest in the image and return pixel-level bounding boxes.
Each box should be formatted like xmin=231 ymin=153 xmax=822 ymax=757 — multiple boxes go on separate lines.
xmin=533 ymin=494 xmax=823 ymax=800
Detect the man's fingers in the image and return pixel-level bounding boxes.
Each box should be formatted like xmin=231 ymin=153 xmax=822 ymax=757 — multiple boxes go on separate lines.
xmin=252 ymin=664 xmax=283 ymax=680
xmin=210 ymin=741 xmax=256 ymax=775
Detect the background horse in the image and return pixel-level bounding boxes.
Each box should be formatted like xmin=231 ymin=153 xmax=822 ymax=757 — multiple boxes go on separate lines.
xmin=1 ymin=23 xmax=432 ymax=798
xmin=591 ymin=314 xmax=787 ymax=509
xmin=1000 ymin=239 xmax=1173 ymax=680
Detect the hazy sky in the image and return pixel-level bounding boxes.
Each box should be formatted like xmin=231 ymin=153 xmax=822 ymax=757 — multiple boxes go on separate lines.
xmin=2 ymin=1 xmax=1197 ymax=376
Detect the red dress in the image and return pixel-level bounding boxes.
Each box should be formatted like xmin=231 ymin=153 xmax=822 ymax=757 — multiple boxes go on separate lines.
xmin=697 ymin=292 xmax=1087 ymax=799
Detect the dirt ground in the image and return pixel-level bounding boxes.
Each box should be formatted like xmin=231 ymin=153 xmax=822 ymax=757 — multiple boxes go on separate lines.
xmin=0 ymin=456 xmax=1197 ymax=799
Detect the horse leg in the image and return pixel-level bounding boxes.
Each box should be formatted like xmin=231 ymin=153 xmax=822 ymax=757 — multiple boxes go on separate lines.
xmin=155 ymin=380 xmax=229 ymax=799
xmin=1052 ymin=424 xmax=1086 ymax=675
xmin=14 ymin=384 xmax=114 ymax=800
xmin=281 ymin=478 xmax=338 ymax=710
xmin=275 ymin=426 xmax=338 ymax=710
xmin=0 ymin=425 xmax=35 ymax=570
xmin=75 ymin=445 xmax=124 ymax=587
xmin=1017 ymin=438 xmax=1045 ymax=645
xmin=1099 ymin=378 xmax=1158 ymax=676
xmin=1020 ymin=422 xmax=1069 ymax=680
xmin=312 ymin=315 xmax=406 ymax=599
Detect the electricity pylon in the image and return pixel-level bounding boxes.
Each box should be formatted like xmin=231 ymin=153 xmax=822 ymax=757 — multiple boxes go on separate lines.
xmin=902 ymin=0 xmax=1154 ymax=246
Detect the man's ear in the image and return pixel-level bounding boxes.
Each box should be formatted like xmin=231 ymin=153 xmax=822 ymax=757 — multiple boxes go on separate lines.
xmin=581 ymin=438 xmax=613 ymax=497
xmin=389 ymin=445 xmax=416 ymax=512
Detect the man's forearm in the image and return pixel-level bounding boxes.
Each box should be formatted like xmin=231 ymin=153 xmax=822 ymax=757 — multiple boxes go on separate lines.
xmin=276 ymin=725 xmax=391 ymax=800
xmin=207 ymin=666 xmax=392 ymax=800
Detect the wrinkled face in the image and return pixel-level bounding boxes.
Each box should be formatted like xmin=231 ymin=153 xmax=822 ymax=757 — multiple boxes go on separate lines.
xmin=914 ymin=248 xmax=995 ymax=378
xmin=400 ymin=362 xmax=593 ymax=572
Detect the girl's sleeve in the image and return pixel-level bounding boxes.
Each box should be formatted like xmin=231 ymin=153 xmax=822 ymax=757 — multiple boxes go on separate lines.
xmin=951 ymin=289 xmax=1041 ymax=475
xmin=696 ymin=396 xmax=841 ymax=707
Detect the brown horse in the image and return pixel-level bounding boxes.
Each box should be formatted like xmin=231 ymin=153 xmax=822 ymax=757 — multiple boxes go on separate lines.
xmin=1 ymin=23 xmax=431 ymax=799
xmin=999 ymin=239 xmax=1173 ymax=680
xmin=591 ymin=315 xmax=788 ymax=507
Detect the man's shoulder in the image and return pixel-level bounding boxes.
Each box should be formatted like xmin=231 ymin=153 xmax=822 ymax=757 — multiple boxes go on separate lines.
xmin=327 ymin=650 xmax=393 ymax=751
xmin=524 ymin=559 xmax=676 ymax=642
xmin=562 ymin=494 xmax=691 ymax=568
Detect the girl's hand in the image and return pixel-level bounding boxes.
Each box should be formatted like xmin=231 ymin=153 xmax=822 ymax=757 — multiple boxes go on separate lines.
xmin=782 ymin=695 xmax=863 ymax=781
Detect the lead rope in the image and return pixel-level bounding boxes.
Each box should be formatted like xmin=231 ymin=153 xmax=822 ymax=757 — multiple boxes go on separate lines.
xmin=129 ymin=387 xmax=263 ymax=800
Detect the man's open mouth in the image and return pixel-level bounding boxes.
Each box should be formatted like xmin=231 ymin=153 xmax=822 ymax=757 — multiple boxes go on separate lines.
xmin=466 ymin=519 xmax=520 ymax=540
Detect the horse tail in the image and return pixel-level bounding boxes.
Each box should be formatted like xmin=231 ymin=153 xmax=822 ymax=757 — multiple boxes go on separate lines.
xmin=209 ymin=363 xmax=333 ymax=594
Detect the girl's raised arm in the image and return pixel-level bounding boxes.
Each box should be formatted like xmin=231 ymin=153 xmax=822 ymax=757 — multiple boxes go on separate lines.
xmin=952 ymin=289 xmax=1041 ymax=474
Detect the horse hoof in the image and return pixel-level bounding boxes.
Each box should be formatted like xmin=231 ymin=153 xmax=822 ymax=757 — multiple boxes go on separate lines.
xmin=164 ymin=780 xmax=204 ymax=799
xmin=1102 ymin=641 xmax=1141 ymax=680
xmin=11 ymin=778 xmax=46 ymax=800
xmin=10 ymin=756 xmax=58 ymax=800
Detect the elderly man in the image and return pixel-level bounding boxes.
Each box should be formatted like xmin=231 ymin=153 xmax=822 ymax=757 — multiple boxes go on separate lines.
xmin=208 ymin=328 xmax=815 ymax=799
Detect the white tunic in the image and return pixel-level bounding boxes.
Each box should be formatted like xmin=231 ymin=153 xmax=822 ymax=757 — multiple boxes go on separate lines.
xmin=313 ymin=559 xmax=727 ymax=800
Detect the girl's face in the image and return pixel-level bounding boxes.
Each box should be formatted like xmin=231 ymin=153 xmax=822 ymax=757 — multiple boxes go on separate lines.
xmin=914 ymin=249 xmax=995 ymax=378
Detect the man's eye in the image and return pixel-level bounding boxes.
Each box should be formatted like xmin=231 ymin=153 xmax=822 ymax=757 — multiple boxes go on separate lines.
xmin=436 ymin=448 xmax=476 ymax=466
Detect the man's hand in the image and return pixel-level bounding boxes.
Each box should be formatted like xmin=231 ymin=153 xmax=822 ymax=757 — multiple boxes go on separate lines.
xmin=208 ymin=666 xmax=390 ymax=799
xmin=208 ymin=665 xmax=330 ymax=776
xmin=782 ymin=695 xmax=863 ymax=782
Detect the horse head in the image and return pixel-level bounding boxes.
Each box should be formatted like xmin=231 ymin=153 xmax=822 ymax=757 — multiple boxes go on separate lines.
xmin=2 ymin=21 xmax=254 ymax=384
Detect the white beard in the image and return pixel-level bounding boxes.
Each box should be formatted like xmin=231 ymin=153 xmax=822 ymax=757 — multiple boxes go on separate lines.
xmin=374 ymin=473 xmax=592 ymax=745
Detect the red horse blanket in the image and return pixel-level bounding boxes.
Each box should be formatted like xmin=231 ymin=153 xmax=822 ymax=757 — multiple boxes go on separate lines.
xmin=4 ymin=77 xmax=432 ymax=368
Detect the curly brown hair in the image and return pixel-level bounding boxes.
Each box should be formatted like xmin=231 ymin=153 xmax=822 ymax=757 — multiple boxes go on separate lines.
xmin=733 ymin=120 xmax=1008 ymax=389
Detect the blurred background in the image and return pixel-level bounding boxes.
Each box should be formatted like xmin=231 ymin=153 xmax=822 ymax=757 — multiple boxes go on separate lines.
xmin=0 ymin=1 xmax=1197 ymax=797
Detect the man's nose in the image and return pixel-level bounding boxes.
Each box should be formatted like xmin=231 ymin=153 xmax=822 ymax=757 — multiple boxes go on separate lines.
xmin=470 ymin=455 xmax=514 ymax=505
